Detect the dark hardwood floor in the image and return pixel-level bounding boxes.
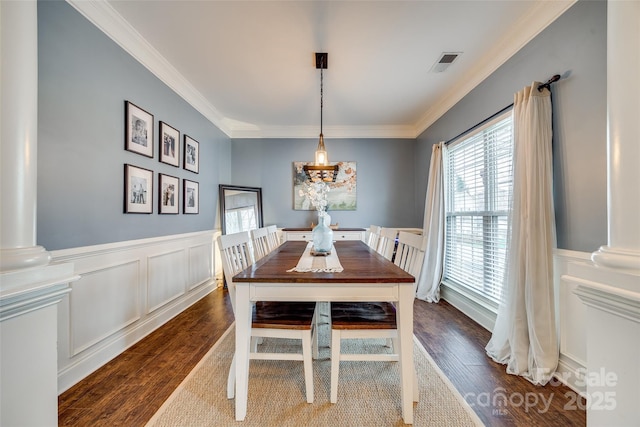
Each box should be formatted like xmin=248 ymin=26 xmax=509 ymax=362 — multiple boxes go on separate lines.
xmin=59 ymin=288 xmax=585 ymax=426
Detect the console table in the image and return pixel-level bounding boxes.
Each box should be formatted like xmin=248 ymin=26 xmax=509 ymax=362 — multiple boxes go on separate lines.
xmin=281 ymin=227 xmax=366 ymax=242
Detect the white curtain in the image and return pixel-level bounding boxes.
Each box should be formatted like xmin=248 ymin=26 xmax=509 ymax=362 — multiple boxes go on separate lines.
xmin=485 ymin=82 xmax=558 ymax=385
xmin=415 ymin=142 xmax=444 ymax=302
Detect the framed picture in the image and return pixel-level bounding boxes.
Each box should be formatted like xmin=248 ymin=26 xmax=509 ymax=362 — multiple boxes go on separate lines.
xmin=183 ymin=179 xmax=199 ymax=214
xmin=125 ymin=101 xmax=154 ymax=157
xmin=293 ymin=161 xmax=357 ymax=210
xmin=124 ymin=164 xmax=153 ymax=213
xmin=159 ymin=121 xmax=180 ymax=167
xmin=159 ymin=173 xmax=179 ymax=214
xmin=183 ymin=135 xmax=199 ymax=173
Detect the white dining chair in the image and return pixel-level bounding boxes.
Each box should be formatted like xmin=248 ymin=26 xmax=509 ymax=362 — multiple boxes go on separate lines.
xmin=367 ymin=225 xmax=381 ymax=249
xmin=218 ymin=231 xmax=317 ymax=403
xmin=376 ymin=227 xmax=399 ymax=261
xmin=250 ymin=227 xmax=271 ymax=261
xmin=265 ymin=225 xmax=280 ymax=252
xmin=329 ymin=231 xmax=423 ymax=404
xmin=393 ymin=231 xmax=426 ymax=278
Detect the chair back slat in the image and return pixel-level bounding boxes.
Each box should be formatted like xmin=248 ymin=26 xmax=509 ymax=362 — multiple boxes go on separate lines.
xmin=251 ymin=227 xmax=271 ymax=261
xmin=376 ymin=227 xmax=399 ymax=261
xmin=394 ymin=231 xmax=426 ymax=280
xmin=265 ymin=225 xmax=280 ymax=252
xmin=367 ymin=225 xmax=381 ymax=249
xmin=217 ymin=231 xmax=254 ymax=312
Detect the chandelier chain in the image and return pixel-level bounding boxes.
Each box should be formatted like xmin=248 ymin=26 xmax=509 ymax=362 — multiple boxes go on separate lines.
xmin=320 ymin=65 xmax=324 ymax=134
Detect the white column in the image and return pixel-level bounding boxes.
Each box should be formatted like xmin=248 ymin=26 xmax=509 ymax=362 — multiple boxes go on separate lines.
xmin=591 ymin=0 xmax=640 ymax=272
xmin=0 ymin=2 xmax=77 ymax=426
xmin=568 ymin=2 xmax=640 ymax=426
xmin=0 ymin=0 xmax=50 ymax=271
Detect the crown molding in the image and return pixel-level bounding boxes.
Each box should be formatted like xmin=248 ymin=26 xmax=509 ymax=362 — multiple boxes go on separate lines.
xmin=230 ymin=124 xmax=416 ymax=139
xmin=67 ymin=0 xmax=575 ymax=140
xmin=66 ymin=0 xmax=233 ymax=137
xmin=413 ymin=0 xmax=577 ymax=138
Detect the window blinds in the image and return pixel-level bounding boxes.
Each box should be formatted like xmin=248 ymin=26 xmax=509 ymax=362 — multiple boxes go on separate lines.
xmin=444 ymin=113 xmax=513 ymax=305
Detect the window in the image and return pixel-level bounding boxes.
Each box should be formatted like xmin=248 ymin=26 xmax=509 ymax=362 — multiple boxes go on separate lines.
xmin=443 ymin=112 xmax=513 ymax=306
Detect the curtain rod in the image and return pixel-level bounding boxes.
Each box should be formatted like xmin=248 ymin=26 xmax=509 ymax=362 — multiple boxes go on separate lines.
xmin=444 ymin=74 xmax=561 ymax=146
xmin=537 ymin=74 xmax=561 ymax=92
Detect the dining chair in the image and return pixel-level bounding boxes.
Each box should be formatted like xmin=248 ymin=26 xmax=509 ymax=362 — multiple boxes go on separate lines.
xmin=393 ymin=231 xmax=426 ymax=278
xmin=265 ymin=225 xmax=280 ymax=252
xmin=329 ymin=231 xmax=423 ymax=404
xmin=218 ymin=231 xmax=317 ymax=403
xmin=367 ymin=225 xmax=381 ymax=249
xmin=250 ymin=227 xmax=271 ymax=261
xmin=376 ymin=227 xmax=399 ymax=261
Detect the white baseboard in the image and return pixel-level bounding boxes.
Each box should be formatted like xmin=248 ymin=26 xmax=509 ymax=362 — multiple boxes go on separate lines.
xmin=554 ymin=352 xmax=587 ymax=395
xmin=440 ymin=284 xmax=496 ymax=332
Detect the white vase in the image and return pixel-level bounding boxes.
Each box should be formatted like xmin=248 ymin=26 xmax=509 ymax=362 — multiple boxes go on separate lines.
xmin=312 ymin=212 xmax=333 ymax=253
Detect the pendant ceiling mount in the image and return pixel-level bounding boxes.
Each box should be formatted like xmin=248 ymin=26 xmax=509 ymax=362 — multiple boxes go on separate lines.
xmin=304 ymin=52 xmax=339 ymax=183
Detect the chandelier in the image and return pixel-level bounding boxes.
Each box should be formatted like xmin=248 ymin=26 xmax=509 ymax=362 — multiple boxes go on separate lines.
xmin=303 ymin=53 xmax=339 ymax=183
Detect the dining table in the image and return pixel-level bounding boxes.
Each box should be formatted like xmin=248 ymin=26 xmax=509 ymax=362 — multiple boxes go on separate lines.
xmin=232 ymin=240 xmax=416 ymax=424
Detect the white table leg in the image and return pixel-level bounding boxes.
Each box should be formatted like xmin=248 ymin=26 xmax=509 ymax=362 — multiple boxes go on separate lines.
xmin=235 ymin=284 xmax=252 ymax=421
xmin=397 ymin=284 xmax=414 ymax=424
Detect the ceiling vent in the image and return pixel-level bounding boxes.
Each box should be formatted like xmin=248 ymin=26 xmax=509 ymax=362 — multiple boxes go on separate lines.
xmin=430 ymin=52 xmax=461 ymax=73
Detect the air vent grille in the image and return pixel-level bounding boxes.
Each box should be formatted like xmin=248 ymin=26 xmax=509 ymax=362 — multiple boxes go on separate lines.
xmin=430 ymin=52 xmax=462 ymax=73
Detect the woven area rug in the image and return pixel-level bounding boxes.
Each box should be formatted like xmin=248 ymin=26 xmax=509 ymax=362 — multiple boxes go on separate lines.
xmin=146 ymin=321 xmax=484 ymax=427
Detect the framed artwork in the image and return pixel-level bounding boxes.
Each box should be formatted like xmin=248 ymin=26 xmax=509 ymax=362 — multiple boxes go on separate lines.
xmin=125 ymin=101 xmax=154 ymax=157
xmin=184 ymin=179 xmax=199 ymax=214
xmin=159 ymin=173 xmax=179 ymax=214
xmin=159 ymin=121 xmax=180 ymax=167
xmin=183 ymin=135 xmax=199 ymax=173
xmin=124 ymin=164 xmax=153 ymax=213
xmin=293 ymin=161 xmax=357 ymax=211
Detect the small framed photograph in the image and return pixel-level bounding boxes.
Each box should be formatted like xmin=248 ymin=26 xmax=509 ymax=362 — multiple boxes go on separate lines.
xmin=159 ymin=173 xmax=179 ymax=214
xmin=183 ymin=179 xmax=199 ymax=214
xmin=124 ymin=164 xmax=153 ymax=213
xmin=159 ymin=122 xmax=180 ymax=167
xmin=125 ymin=101 xmax=154 ymax=158
xmin=184 ymin=135 xmax=199 ymax=173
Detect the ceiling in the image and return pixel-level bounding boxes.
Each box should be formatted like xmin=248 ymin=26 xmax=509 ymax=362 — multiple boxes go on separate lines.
xmin=70 ymin=0 xmax=575 ymax=139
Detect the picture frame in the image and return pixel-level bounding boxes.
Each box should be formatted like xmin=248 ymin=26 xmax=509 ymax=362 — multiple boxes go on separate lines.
xmin=125 ymin=101 xmax=154 ymax=158
xmin=158 ymin=173 xmax=179 ymax=214
xmin=159 ymin=121 xmax=180 ymax=167
xmin=293 ymin=161 xmax=357 ymax=210
xmin=183 ymin=179 xmax=199 ymax=214
xmin=124 ymin=164 xmax=153 ymax=213
xmin=183 ymin=135 xmax=199 ymax=173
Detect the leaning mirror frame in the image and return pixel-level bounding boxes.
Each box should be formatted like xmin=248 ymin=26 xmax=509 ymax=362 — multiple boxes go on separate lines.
xmin=218 ymin=184 xmax=264 ymax=235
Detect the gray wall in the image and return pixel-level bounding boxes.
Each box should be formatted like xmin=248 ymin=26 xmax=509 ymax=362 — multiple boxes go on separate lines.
xmin=416 ymin=0 xmax=607 ymax=252
xmin=231 ymin=138 xmax=419 ymax=229
xmin=37 ymin=0 xmax=232 ymax=250
xmin=36 ymin=0 xmax=607 ymax=253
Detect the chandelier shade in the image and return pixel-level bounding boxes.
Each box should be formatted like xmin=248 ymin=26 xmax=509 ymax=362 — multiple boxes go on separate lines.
xmin=303 ymin=53 xmax=339 ymax=183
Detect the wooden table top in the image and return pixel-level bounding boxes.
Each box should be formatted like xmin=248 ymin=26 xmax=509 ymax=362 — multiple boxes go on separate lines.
xmin=233 ymin=240 xmax=415 ymax=284
xmin=281 ymin=227 xmax=366 ymax=231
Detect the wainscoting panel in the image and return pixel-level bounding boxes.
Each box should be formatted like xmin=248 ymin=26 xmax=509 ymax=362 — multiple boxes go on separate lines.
xmin=70 ymin=260 xmax=141 ymax=356
xmin=188 ymin=243 xmax=214 ymax=291
xmin=53 ymin=231 xmax=217 ymax=394
xmin=147 ymin=250 xmax=187 ymax=313
xmin=555 ymin=249 xmax=590 ymax=393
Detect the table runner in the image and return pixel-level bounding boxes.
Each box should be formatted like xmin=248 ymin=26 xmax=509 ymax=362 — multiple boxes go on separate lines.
xmin=286 ymin=242 xmax=344 ymax=273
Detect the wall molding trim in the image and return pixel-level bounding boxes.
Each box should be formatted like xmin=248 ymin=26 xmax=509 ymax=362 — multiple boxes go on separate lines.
xmin=54 ymin=231 xmax=217 ymax=394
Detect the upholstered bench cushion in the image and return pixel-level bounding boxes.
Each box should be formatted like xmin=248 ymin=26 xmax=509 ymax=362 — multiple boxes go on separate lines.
xmin=331 ymin=302 xmax=397 ymax=329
